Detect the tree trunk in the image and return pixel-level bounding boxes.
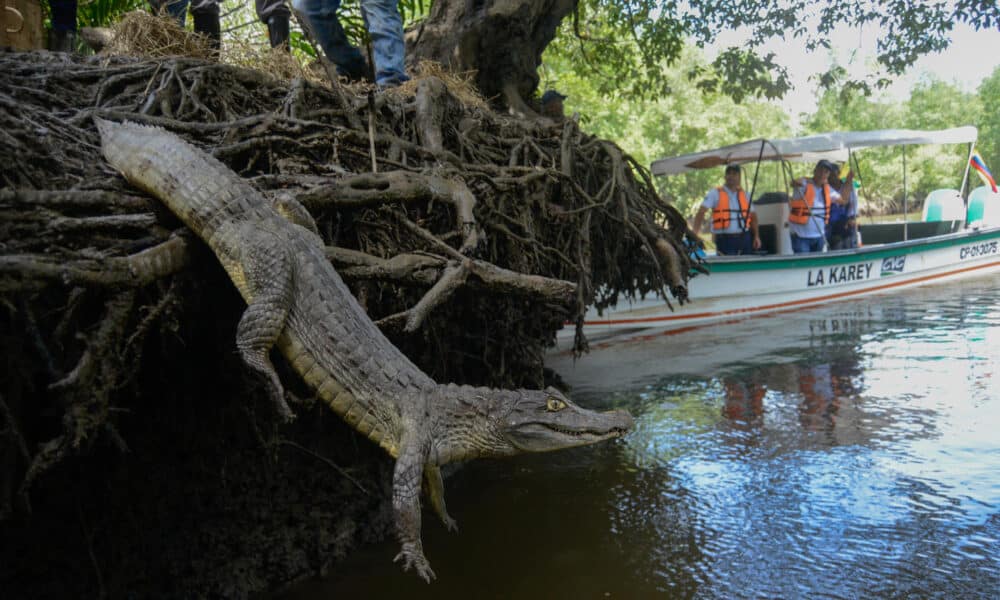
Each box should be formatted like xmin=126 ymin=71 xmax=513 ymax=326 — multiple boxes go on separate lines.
xmin=1 ymin=0 xmax=44 ymax=50
xmin=407 ymin=0 xmax=576 ymax=114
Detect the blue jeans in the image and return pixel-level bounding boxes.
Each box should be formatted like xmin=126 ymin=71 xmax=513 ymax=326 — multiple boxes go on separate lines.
xmin=292 ymin=0 xmax=409 ymax=86
xmin=791 ymin=234 xmax=824 ymax=254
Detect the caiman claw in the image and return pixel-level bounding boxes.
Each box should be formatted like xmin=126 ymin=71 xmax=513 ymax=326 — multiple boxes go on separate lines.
xmin=393 ymin=541 xmax=436 ymax=583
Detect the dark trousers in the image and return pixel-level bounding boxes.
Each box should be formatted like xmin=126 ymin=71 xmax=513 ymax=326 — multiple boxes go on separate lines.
xmin=827 ymin=224 xmax=858 ymax=250
xmin=256 ymin=0 xmax=291 ymax=21
xmin=150 ymin=0 xmax=289 ymax=22
xmin=50 ymin=0 xmax=77 ymax=31
xmin=714 ymin=231 xmax=752 ymax=256
xmin=149 ymin=0 xmax=218 ymax=21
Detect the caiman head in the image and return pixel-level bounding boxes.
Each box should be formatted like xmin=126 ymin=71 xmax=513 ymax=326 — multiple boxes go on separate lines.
xmin=435 ymin=385 xmax=634 ymax=462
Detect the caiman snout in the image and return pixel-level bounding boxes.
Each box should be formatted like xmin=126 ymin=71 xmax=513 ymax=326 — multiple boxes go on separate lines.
xmin=605 ymin=409 xmax=635 ymax=435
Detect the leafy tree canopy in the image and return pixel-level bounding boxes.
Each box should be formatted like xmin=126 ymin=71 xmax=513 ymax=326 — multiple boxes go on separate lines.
xmin=545 ymin=0 xmax=1000 ymax=103
xmin=542 ymin=45 xmax=791 ymax=216
xmin=976 ymin=66 xmax=1000 ymax=177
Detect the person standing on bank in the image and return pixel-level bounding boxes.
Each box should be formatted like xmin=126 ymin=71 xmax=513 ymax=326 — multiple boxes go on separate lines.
xmin=48 ymin=0 xmax=78 ymax=51
xmin=292 ymin=0 xmax=409 ymax=87
xmin=149 ymin=0 xmax=291 ymax=51
xmin=691 ymin=164 xmax=761 ymax=256
xmin=149 ymin=0 xmax=222 ymax=51
xmin=257 ymin=0 xmax=293 ymax=49
xmin=540 ymin=90 xmax=567 ymax=119
xmin=789 ymin=159 xmax=852 ymax=253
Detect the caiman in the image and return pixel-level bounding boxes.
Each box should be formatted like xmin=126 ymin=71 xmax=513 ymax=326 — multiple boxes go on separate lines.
xmin=95 ymin=118 xmax=634 ymax=582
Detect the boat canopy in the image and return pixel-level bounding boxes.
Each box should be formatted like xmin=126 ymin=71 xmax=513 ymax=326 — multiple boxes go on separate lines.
xmin=650 ymin=126 xmax=978 ymax=176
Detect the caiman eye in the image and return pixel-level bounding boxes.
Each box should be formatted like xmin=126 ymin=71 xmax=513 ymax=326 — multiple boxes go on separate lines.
xmin=546 ymin=397 xmax=567 ymax=412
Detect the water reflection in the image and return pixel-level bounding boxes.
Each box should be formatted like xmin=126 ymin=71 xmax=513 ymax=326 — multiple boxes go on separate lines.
xmin=284 ymin=276 xmax=1000 ymax=599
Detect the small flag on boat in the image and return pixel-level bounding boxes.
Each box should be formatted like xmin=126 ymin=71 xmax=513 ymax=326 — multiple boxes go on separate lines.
xmin=970 ymin=151 xmax=997 ymax=193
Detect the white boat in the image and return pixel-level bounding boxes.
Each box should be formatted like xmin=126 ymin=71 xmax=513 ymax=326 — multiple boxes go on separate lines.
xmin=556 ymin=127 xmax=1000 ymax=348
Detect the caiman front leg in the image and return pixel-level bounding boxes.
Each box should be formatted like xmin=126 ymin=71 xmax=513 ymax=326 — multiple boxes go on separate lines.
xmin=392 ymin=429 xmax=436 ymax=582
xmin=425 ymin=464 xmax=458 ymax=532
xmin=234 ymin=231 xmax=296 ymax=421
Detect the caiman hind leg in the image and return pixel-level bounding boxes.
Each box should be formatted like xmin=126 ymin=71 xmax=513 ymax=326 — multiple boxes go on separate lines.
xmin=235 ymin=231 xmax=296 ymax=421
xmin=424 ymin=464 xmax=458 ymax=532
xmin=392 ymin=430 xmax=436 ymax=582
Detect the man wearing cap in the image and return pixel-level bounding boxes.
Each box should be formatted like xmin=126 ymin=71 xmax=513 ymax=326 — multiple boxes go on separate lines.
xmin=691 ymin=164 xmax=761 ymax=256
xmin=540 ymin=90 xmax=567 ymax=119
xmin=788 ymin=160 xmax=852 ymax=253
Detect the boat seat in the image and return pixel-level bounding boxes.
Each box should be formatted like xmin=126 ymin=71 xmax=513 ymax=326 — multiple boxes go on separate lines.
xmin=752 ymin=193 xmax=790 ymax=255
xmin=860 ymin=220 xmax=962 ymax=245
xmin=922 ymin=189 xmax=964 ymax=222
xmin=754 ymin=192 xmax=789 ymax=205
xmin=967 ymin=185 xmax=1000 ymax=227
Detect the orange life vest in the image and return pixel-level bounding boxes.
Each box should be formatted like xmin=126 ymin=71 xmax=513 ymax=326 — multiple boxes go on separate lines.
xmin=712 ymin=187 xmax=750 ymax=231
xmin=789 ymin=180 xmax=831 ymax=225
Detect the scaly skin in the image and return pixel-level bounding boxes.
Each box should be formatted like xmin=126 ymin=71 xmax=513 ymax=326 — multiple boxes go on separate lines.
xmin=96 ymin=118 xmax=634 ymax=582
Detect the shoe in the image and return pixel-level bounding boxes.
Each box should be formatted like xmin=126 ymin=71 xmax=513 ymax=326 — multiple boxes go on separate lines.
xmin=335 ymin=57 xmax=368 ymax=83
xmin=376 ymin=75 xmax=410 ymax=90
xmin=266 ymin=15 xmax=290 ymax=50
xmin=192 ymin=12 xmax=221 ymax=55
xmin=48 ymin=29 xmax=76 ymax=53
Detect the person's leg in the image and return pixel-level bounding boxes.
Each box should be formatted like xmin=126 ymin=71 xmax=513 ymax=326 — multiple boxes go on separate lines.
xmin=360 ymin=0 xmax=408 ymax=86
xmin=844 ymin=226 xmax=858 ymax=249
xmin=256 ymin=0 xmax=291 ymax=49
xmin=49 ymin=0 xmax=77 ymax=51
xmin=291 ymin=0 xmax=366 ymax=79
xmin=190 ymin=0 xmax=221 ymax=52
xmin=791 ymin=234 xmax=809 ymax=254
xmin=714 ymin=235 xmax=735 ymax=256
xmin=738 ymin=231 xmax=753 ymax=255
xmin=808 ymin=237 xmax=824 ymax=253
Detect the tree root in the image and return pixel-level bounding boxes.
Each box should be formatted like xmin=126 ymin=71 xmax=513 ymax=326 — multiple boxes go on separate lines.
xmin=1 ymin=52 xmax=698 ymax=530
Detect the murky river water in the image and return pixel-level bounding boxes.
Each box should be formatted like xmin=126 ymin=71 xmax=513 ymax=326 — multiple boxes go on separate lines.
xmin=284 ymin=275 xmax=1000 ymax=599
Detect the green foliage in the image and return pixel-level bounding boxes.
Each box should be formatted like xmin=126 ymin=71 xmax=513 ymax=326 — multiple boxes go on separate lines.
xmin=547 ymin=0 xmax=1000 ymax=104
xmin=42 ymin=0 xmax=142 ymax=29
xmin=545 ymin=32 xmax=1000 ymax=219
xmin=976 ymin=66 xmax=1000 ymax=181
xmin=803 ymin=76 xmax=983 ymax=212
xmin=76 ymin=0 xmax=146 ymax=28
xmin=541 ymin=46 xmax=791 ymax=217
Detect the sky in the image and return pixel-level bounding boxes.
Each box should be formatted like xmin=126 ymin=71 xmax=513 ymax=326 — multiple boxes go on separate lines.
xmin=710 ymin=21 xmax=1000 ymax=128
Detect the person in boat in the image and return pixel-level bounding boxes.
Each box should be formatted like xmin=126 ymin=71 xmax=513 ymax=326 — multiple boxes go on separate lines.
xmin=691 ymin=164 xmax=762 ymax=255
xmin=826 ymin=165 xmax=860 ymax=250
xmin=789 ymin=160 xmax=854 ymax=253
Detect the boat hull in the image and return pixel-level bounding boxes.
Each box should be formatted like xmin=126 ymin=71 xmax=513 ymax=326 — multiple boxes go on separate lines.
xmin=558 ymin=226 xmax=1000 ymax=346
